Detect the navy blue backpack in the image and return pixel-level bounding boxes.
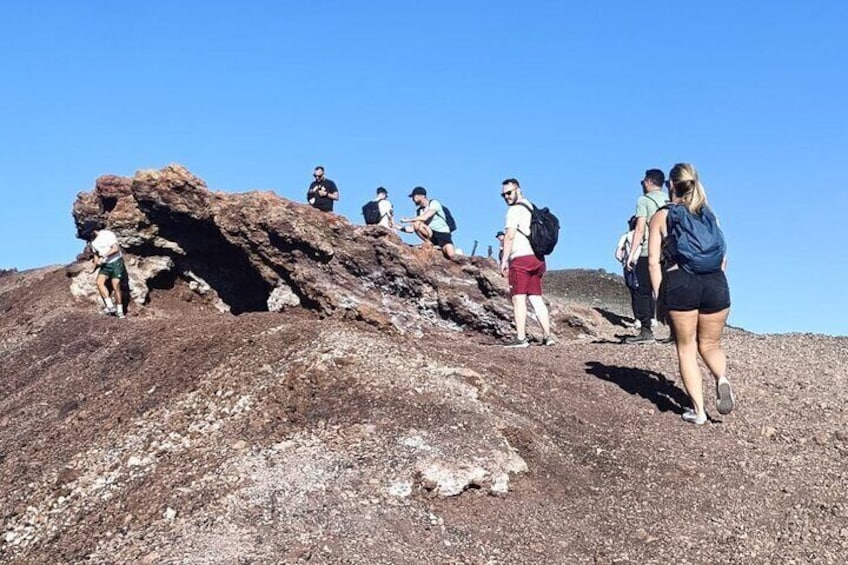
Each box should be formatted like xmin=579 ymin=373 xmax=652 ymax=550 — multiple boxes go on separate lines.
xmin=664 ymin=204 xmax=726 ymax=274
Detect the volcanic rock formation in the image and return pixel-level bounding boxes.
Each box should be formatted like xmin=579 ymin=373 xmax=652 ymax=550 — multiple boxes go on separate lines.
xmin=70 ymin=165 xmax=513 ymax=336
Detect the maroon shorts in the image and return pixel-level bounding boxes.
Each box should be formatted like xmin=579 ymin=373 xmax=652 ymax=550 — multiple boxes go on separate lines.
xmin=508 ymin=255 xmax=546 ymax=296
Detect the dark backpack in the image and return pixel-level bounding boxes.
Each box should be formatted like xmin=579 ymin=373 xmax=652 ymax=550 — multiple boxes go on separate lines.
xmin=664 ymin=204 xmax=726 ymax=274
xmin=517 ymin=202 xmax=560 ymax=258
xmin=431 ymin=200 xmax=457 ymax=232
xmin=362 ymin=201 xmax=382 ymax=225
xmin=442 ymin=206 xmax=457 ymax=232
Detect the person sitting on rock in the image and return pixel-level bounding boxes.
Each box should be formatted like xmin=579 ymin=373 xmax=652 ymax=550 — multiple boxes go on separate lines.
xmin=85 ymin=224 xmax=127 ymax=319
xmin=306 ymin=165 xmax=339 ymax=212
xmin=399 ymin=186 xmax=456 ymax=260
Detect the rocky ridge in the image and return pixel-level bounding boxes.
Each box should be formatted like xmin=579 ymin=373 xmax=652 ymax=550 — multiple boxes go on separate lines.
xmin=69 ymin=164 xmax=518 ymax=337
xmin=0 ymin=166 xmax=846 ymax=564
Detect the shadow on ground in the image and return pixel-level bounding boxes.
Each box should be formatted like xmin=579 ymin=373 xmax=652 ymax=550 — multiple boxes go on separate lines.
xmin=584 ymin=361 xmax=690 ymax=414
xmin=593 ymin=307 xmax=634 ymax=328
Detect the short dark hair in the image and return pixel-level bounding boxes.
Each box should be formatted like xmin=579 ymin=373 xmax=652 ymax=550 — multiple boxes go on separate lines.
xmin=78 ymin=218 xmax=106 ymax=240
xmin=644 ymin=169 xmax=665 ymax=187
xmin=502 ymin=178 xmax=520 ymax=188
xmin=376 ymin=186 xmax=387 ymax=195
xmin=314 ymin=165 xmax=325 ymax=172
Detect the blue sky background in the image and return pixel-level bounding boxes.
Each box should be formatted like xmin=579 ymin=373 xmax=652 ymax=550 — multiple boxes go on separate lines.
xmin=1 ymin=1 xmax=846 ymax=335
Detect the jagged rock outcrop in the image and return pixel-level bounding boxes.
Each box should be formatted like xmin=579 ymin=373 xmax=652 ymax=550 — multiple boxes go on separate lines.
xmin=71 ymin=164 xmax=513 ymax=336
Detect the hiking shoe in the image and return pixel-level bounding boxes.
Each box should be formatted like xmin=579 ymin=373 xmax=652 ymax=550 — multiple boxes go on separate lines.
xmin=624 ymin=329 xmax=655 ymax=345
xmin=100 ymin=307 xmax=117 ymax=316
xmin=682 ymin=408 xmax=707 ymax=425
xmin=657 ymin=335 xmax=675 ymax=344
xmin=504 ymin=338 xmax=530 ymax=349
xmin=116 ymin=311 xmax=126 ymax=319
xmin=716 ymin=377 xmax=735 ymax=415
xmin=542 ymin=335 xmax=556 ymax=346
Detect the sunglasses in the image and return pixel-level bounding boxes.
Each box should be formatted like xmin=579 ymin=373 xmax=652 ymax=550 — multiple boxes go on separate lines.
xmin=501 ymin=190 xmax=515 ymax=199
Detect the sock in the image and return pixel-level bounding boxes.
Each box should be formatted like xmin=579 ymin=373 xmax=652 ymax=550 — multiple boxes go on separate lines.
xmin=103 ymin=297 xmax=115 ymax=309
xmin=117 ymin=304 xmax=124 ymax=315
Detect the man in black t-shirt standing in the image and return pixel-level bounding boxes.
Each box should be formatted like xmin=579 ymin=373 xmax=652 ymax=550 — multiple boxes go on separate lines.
xmin=306 ymin=165 xmax=339 ymax=212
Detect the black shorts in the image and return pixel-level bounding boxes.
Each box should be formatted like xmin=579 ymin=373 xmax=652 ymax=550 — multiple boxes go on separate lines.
xmin=429 ymin=230 xmax=453 ymax=247
xmin=661 ymin=268 xmax=730 ymax=314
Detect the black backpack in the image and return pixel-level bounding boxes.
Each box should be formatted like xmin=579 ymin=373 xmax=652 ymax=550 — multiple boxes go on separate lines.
xmin=517 ymin=202 xmax=560 ymax=258
xmin=442 ymin=206 xmax=457 ymax=232
xmin=362 ymin=201 xmax=382 ymax=225
xmin=429 ymin=200 xmax=457 ymax=232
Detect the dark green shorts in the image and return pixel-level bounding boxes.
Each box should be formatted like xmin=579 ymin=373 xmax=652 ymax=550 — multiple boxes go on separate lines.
xmin=99 ymin=258 xmax=126 ymax=280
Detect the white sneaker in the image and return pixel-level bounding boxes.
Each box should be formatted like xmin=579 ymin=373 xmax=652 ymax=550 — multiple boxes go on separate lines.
xmin=682 ymin=408 xmax=707 ymax=425
xmin=100 ymin=307 xmax=117 ymax=316
xmin=716 ymin=377 xmax=735 ymax=415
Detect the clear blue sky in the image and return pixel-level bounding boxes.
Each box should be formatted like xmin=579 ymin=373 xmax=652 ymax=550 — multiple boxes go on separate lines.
xmin=1 ymin=1 xmax=846 ymax=336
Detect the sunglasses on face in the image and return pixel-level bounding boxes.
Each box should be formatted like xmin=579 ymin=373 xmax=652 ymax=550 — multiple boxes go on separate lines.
xmin=501 ymin=190 xmax=514 ymax=199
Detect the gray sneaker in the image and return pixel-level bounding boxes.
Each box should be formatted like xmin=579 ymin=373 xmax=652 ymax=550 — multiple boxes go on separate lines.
xmin=624 ymin=328 xmax=655 ymax=345
xmin=100 ymin=307 xmax=117 ymax=316
xmin=542 ymin=336 xmax=556 ymax=346
xmin=504 ymin=338 xmax=530 ymax=349
xmin=716 ymin=378 xmax=735 ymax=415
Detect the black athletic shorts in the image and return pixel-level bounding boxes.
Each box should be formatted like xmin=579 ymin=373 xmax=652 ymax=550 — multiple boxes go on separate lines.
xmin=661 ymin=268 xmax=730 ymax=314
xmin=429 ymin=230 xmax=453 ymax=247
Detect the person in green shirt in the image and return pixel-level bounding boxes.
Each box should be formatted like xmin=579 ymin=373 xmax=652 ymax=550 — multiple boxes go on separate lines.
xmin=624 ymin=169 xmax=669 ymax=344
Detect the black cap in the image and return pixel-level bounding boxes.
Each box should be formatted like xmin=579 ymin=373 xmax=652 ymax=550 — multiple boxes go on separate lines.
xmin=495 ymin=231 xmax=505 ymax=238
xmin=408 ymin=186 xmax=427 ymax=198
xmin=376 ymin=186 xmax=388 ymax=195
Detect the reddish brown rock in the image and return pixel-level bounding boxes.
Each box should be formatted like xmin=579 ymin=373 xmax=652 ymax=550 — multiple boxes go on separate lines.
xmin=70 ymin=164 xmax=514 ymax=335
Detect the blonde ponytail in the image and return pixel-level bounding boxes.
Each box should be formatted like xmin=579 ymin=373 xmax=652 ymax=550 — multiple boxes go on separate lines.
xmin=670 ymin=163 xmax=708 ymax=214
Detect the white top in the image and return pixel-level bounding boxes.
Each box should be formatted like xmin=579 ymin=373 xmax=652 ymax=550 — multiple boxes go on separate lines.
xmin=615 ymin=230 xmax=639 ymax=263
xmin=377 ymin=199 xmax=393 ymax=228
xmin=91 ymin=230 xmax=122 ymax=263
xmin=505 ymin=198 xmax=534 ymax=259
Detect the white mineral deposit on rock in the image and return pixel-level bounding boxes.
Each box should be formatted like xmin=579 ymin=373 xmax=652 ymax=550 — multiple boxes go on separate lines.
xmin=387 ymin=480 xmax=413 ymax=498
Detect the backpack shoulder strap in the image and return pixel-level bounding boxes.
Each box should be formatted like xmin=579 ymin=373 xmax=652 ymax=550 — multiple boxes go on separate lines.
xmin=646 ymin=191 xmax=668 ymax=209
xmin=429 ymin=199 xmax=446 ymax=220
xmin=514 ymin=201 xmax=534 ymax=238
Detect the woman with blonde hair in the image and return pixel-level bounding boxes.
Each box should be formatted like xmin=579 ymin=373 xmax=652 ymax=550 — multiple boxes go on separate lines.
xmin=647 ymin=163 xmax=734 ymax=425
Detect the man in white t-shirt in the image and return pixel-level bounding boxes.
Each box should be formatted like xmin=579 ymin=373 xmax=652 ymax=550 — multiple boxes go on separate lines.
xmin=88 ymin=227 xmax=127 ymax=318
xmin=500 ymin=178 xmax=554 ymax=348
xmin=374 ymin=187 xmax=395 ymax=229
